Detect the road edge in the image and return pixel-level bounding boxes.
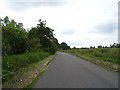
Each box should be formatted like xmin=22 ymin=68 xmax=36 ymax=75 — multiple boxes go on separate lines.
xmin=62 ymin=51 xmax=118 ymax=72
xmin=23 ymin=53 xmax=57 ymax=89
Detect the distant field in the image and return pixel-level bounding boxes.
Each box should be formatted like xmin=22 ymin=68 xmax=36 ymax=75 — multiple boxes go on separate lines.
xmin=63 ymin=48 xmax=119 ymax=71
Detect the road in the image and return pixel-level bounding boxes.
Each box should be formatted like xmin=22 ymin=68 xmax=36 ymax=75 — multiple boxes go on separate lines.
xmin=33 ymin=52 xmax=118 ymax=88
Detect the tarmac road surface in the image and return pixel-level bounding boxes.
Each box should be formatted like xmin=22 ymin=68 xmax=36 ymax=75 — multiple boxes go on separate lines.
xmin=33 ymin=52 xmax=118 ymax=88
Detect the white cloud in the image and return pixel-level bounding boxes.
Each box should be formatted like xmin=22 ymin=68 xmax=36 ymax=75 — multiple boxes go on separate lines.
xmin=0 ymin=0 xmax=118 ymax=48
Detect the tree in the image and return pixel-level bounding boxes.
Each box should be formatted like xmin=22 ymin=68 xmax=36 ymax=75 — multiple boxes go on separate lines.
xmin=73 ymin=46 xmax=76 ymax=49
xmin=16 ymin=23 xmax=23 ymax=29
xmin=2 ymin=16 xmax=59 ymax=55
xmin=90 ymin=46 xmax=92 ymax=48
xmin=2 ymin=16 xmax=28 ymax=55
xmin=37 ymin=19 xmax=46 ymax=28
xmin=2 ymin=25 xmax=28 ymax=55
xmin=98 ymin=45 xmax=102 ymax=48
xmin=59 ymin=42 xmax=70 ymax=50
xmin=4 ymin=16 xmax=10 ymax=26
xmin=115 ymin=43 xmax=120 ymax=48
xmin=28 ymin=19 xmax=58 ymax=54
xmin=110 ymin=43 xmax=120 ymax=48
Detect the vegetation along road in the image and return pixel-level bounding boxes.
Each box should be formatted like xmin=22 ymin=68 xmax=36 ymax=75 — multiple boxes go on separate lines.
xmin=34 ymin=52 xmax=118 ymax=88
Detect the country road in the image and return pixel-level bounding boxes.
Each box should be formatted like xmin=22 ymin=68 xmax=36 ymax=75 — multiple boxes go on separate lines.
xmin=33 ymin=52 xmax=118 ymax=88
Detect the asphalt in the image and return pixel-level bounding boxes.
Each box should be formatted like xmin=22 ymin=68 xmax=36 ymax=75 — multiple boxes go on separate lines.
xmin=33 ymin=52 xmax=118 ymax=88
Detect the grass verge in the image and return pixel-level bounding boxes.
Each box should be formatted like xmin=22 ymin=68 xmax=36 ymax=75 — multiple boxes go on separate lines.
xmin=2 ymin=51 xmax=56 ymax=88
xmin=2 ymin=51 xmax=50 ymax=83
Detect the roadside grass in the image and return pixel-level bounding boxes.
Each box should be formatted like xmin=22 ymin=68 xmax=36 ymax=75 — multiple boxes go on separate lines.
xmin=2 ymin=50 xmax=50 ymax=84
xmin=23 ymin=54 xmax=56 ymax=89
xmin=63 ymin=48 xmax=119 ymax=72
xmin=2 ymin=53 xmax=56 ymax=88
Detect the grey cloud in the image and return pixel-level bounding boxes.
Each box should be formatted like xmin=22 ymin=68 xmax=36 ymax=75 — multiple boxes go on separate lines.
xmin=4 ymin=1 xmax=66 ymax=11
xmin=92 ymin=22 xmax=117 ymax=34
xmin=61 ymin=29 xmax=76 ymax=35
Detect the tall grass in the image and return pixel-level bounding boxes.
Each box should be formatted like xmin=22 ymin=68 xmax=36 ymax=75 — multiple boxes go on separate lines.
xmin=64 ymin=48 xmax=119 ymax=64
xmin=2 ymin=51 xmax=50 ymax=82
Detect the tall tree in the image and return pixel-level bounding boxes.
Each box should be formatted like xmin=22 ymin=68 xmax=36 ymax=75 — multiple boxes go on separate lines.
xmin=29 ymin=19 xmax=58 ymax=54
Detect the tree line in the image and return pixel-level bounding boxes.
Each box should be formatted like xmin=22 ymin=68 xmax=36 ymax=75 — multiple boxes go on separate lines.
xmin=74 ymin=43 xmax=120 ymax=49
xmin=90 ymin=43 xmax=120 ymax=49
xmin=59 ymin=42 xmax=120 ymax=50
xmin=58 ymin=42 xmax=120 ymax=50
xmin=1 ymin=16 xmax=119 ymax=54
xmin=1 ymin=16 xmax=59 ymax=55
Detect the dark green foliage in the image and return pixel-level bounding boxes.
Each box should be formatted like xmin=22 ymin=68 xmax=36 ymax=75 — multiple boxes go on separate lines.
xmin=28 ymin=19 xmax=58 ymax=53
xmin=1 ymin=16 xmax=58 ymax=55
xmin=97 ymin=45 xmax=102 ymax=48
xmin=2 ymin=43 xmax=11 ymax=55
xmin=2 ymin=16 xmax=28 ymax=55
xmin=26 ymin=38 xmax=41 ymax=51
xmin=59 ymin=42 xmax=70 ymax=50
xmin=2 ymin=25 xmax=28 ymax=55
xmin=42 ymin=41 xmax=58 ymax=54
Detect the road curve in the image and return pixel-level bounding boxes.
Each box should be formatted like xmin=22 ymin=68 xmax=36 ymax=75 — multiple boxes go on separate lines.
xmin=33 ymin=52 xmax=118 ymax=88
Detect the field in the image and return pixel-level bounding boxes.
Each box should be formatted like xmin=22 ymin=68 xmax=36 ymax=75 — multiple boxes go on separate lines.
xmin=63 ymin=48 xmax=119 ymax=71
xmin=2 ymin=51 xmax=50 ymax=83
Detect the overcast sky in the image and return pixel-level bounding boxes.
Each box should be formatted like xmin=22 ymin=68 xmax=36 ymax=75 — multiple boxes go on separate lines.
xmin=0 ymin=0 xmax=119 ymax=48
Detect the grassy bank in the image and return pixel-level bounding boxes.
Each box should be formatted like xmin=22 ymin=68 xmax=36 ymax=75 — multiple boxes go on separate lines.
xmin=63 ymin=48 xmax=119 ymax=72
xmin=2 ymin=51 xmax=50 ymax=83
xmin=3 ymin=54 xmax=56 ymax=88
